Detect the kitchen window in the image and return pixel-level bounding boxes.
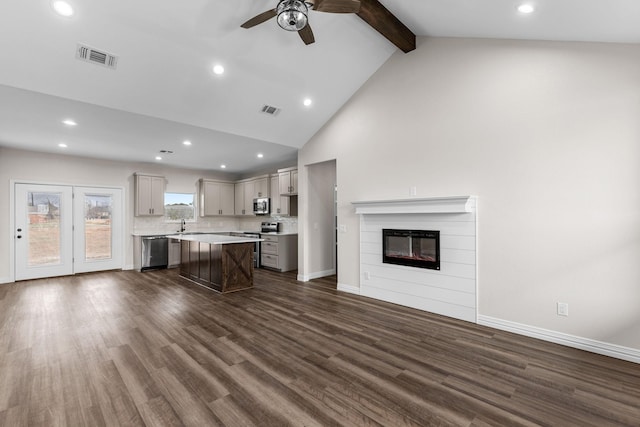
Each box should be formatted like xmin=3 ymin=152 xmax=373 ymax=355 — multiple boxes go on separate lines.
xmin=164 ymin=192 xmax=195 ymax=222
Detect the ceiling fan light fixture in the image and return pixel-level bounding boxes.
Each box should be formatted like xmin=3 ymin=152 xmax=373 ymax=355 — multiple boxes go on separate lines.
xmin=277 ymin=0 xmax=309 ymax=31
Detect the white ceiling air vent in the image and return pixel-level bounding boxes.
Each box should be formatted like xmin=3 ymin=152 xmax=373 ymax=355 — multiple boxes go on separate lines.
xmin=261 ymin=104 xmax=281 ymax=116
xmin=76 ymin=44 xmax=118 ymax=69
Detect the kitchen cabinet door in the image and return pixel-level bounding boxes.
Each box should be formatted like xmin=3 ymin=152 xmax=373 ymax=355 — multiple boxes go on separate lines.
xmin=234 ymin=181 xmax=254 ymax=216
xmin=290 ymin=169 xmax=298 ymax=194
xmin=234 ymin=182 xmax=245 ymax=215
xmin=253 ymin=176 xmax=269 ymax=198
xmin=219 ymin=183 xmax=235 ymax=215
xmin=270 ymin=174 xmax=289 ymax=215
xmin=279 ymin=169 xmax=298 ymax=195
xmin=135 ymin=174 xmax=165 ymax=216
xmin=200 ymin=180 xmax=235 ymax=216
xmin=243 ymin=180 xmax=255 ymax=215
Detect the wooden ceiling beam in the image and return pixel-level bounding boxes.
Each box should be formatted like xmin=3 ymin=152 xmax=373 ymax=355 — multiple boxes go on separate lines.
xmin=356 ymin=0 xmax=416 ymax=53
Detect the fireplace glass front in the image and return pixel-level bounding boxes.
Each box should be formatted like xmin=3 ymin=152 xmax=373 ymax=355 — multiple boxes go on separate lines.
xmin=382 ymin=229 xmax=440 ymax=270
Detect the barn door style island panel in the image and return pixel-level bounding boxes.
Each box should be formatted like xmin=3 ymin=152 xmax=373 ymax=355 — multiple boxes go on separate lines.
xmin=170 ymin=234 xmax=263 ymax=293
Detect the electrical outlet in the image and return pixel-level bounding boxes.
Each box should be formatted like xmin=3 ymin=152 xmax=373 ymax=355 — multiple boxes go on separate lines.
xmin=410 ymin=186 xmax=417 ymax=196
xmin=339 ymin=224 xmax=347 ymax=233
xmin=364 ymin=271 xmax=370 ymax=280
xmin=557 ymin=302 xmax=569 ymax=317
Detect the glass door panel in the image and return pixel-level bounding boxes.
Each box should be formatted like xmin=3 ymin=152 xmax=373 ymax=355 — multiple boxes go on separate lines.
xmin=27 ymin=191 xmax=63 ymax=266
xmin=84 ymin=194 xmax=113 ymax=260
xmin=73 ymin=187 xmax=123 ymax=273
xmin=15 ymin=184 xmax=73 ymax=280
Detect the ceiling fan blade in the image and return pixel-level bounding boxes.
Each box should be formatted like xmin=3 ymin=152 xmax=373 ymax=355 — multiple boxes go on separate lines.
xmin=298 ymin=24 xmax=315 ymax=45
xmin=241 ymin=9 xmax=277 ymax=29
xmin=312 ymin=0 xmax=360 ymax=14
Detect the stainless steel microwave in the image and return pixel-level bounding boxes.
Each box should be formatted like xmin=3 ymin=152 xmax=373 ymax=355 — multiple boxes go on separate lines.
xmin=253 ymin=197 xmax=270 ymax=215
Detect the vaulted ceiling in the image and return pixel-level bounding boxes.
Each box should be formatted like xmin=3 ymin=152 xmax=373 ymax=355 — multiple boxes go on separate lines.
xmin=1 ymin=0 xmax=639 ymax=173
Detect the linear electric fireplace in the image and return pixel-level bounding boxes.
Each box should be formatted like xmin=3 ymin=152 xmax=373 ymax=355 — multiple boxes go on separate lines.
xmin=382 ymin=229 xmax=440 ymax=270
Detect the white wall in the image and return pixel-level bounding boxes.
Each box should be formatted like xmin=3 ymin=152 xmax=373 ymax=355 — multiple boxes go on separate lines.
xmin=299 ymin=160 xmax=336 ymax=280
xmin=0 ymin=147 xmax=238 ymax=281
xmin=298 ymin=37 xmax=640 ymax=351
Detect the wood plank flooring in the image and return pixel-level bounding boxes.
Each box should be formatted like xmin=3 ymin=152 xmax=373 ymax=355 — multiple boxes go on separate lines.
xmin=1 ymin=268 xmax=639 ymax=426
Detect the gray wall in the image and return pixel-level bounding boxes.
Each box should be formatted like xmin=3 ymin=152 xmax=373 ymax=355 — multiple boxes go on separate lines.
xmin=298 ymin=37 xmax=640 ymax=351
xmin=0 ymin=147 xmax=238 ymax=279
xmin=301 ymin=160 xmax=336 ymax=280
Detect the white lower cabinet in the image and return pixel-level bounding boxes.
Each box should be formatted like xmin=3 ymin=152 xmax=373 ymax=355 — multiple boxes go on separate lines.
xmin=260 ymin=234 xmax=297 ymax=272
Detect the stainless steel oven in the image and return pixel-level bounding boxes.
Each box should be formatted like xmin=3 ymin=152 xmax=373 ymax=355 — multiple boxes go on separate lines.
xmin=253 ymin=197 xmax=270 ymax=215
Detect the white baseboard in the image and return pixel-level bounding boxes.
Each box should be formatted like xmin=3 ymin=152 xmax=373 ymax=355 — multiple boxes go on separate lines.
xmin=297 ymin=269 xmax=336 ymax=282
xmin=337 ymin=283 xmax=361 ymax=295
xmin=0 ymin=276 xmax=13 ymax=285
xmin=478 ymin=315 xmax=640 ymax=364
xmin=123 ymin=264 xmax=135 ymax=271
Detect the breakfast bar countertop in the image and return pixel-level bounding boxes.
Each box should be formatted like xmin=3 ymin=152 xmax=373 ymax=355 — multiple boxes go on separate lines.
xmin=166 ymin=233 xmax=263 ymax=245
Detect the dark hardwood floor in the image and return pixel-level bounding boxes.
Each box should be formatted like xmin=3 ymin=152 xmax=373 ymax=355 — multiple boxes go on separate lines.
xmin=1 ymin=268 xmax=639 ymax=426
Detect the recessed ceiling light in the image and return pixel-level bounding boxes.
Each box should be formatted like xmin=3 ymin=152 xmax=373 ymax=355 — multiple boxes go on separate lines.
xmin=52 ymin=1 xmax=74 ymax=17
xmin=221 ymin=164 xmax=227 ymax=169
xmin=213 ymin=65 xmax=225 ymax=75
xmin=303 ymin=98 xmax=312 ymax=107
xmin=58 ymin=143 xmax=68 ymax=148
xmin=517 ymin=4 xmax=535 ymax=14
xmin=62 ymin=119 xmax=77 ymax=126
xmin=257 ymin=153 xmax=264 ymax=158
xmin=155 ymin=156 xmax=162 ymax=161
xmin=183 ymin=140 xmax=192 ymax=146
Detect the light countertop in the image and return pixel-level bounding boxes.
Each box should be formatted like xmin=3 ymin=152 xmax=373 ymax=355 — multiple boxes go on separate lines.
xmin=133 ymin=230 xmax=297 ymax=237
xmin=166 ymin=234 xmax=263 ymax=245
xmin=132 ymin=230 xmax=237 ymax=237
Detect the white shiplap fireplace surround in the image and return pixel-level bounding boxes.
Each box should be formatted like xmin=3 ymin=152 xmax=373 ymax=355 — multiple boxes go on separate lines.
xmin=350 ymin=196 xmax=477 ymax=323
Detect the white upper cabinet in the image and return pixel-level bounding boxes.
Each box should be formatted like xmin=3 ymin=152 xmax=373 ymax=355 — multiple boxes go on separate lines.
xmin=270 ymin=174 xmax=289 ymax=215
xmin=234 ymin=175 xmax=270 ymax=216
xmin=234 ymin=181 xmax=254 ymax=216
xmin=135 ymin=173 xmax=165 ymax=216
xmin=199 ymin=179 xmax=234 ymax=216
xmin=253 ymin=176 xmax=269 ymax=198
xmin=279 ymin=168 xmax=298 ymax=196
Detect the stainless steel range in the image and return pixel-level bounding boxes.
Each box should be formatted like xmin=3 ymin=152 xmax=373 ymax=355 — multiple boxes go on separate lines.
xmin=260 ymin=221 xmax=281 ymax=233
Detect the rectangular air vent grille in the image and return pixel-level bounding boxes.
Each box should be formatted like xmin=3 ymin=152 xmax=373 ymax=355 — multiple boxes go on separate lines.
xmin=261 ymin=105 xmax=281 ymax=116
xmin=76 ymin=44 xmax=118 ymax=69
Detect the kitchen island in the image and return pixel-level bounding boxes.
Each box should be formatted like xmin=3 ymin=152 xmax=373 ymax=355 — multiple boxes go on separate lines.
xmin=169 ymin=234 xmax=263 ymax=293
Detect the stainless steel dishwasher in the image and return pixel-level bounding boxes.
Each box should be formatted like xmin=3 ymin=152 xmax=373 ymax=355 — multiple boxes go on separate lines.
xmin=141 ymin=236 xmax=169 ymax=271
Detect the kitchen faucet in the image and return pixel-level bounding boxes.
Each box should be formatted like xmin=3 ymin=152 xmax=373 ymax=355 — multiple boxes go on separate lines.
xmin=179 ymin=219 xmax=186 ymax=233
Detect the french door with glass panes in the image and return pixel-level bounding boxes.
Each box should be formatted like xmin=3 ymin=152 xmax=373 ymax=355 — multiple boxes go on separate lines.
xmin=14 ymin=183 xmax=123 ymax=280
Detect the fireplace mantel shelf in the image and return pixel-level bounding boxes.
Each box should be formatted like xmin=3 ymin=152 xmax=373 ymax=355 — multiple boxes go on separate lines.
xmin=352 ymin=196 xmax=476 ymax=215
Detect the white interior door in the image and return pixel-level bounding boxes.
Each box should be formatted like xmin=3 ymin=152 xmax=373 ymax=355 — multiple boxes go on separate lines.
xmin=73 ymin=187 xmax=123 ymax=273
xmin=15 ymin=184 xmax=74 ymax=280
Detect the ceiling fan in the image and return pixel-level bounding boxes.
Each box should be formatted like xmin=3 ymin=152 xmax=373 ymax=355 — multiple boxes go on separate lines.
xmin=241 ymin=0 xmax=361 ymax=46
